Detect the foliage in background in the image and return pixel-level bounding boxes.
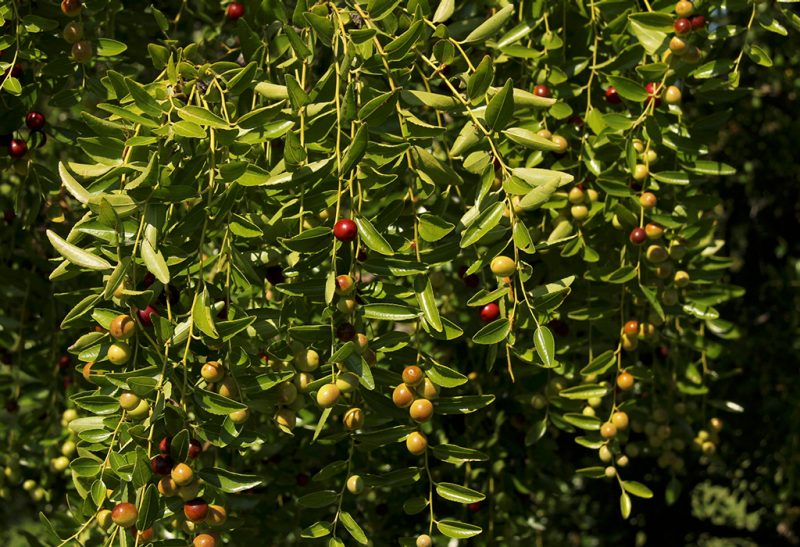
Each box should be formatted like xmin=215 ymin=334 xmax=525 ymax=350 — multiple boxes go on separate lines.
xmin=0 ymin=0 xmax=798 ymax=545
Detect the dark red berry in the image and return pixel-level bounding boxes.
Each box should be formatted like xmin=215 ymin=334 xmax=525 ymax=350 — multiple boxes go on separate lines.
xmin=468 ymin=502 xmax=482 ymax=512
xmin=674 ymin=17 xmax=692 ymax=35
xmin=4 ymin=209 xmax=16 ymax=223
xmin=159 ymin=436 xmax=171 ymax=454
xmin=548 ymin=319 xmax=569 ymax=338
xmin=25 ymin=111 xmax=46 ymax=131
xmin=605 ymin=86 xmax=621 ymax=105
xmin=458 ymin=266 xmax=479 ymax=289
xmin=0 ymin=134 xmax=11 ymax=147
xmin=10 ymin=64 xmax=22 ymax=79
xmin=8 ymin=139 xmax=27 ymax=158
xmin=183 ymin=498 xmax=209 ymax=522
xmin=138 ymin=305 xmax=157 ymax=327
xmin=150 ymin=455 xmax=173 ymax=475
xmin=58 ymin=355 xmax=71 ymax=369
xmin=629 ymin=227 xmax=647 ymax=245
xmin=142 ymin=273 xmax=156 ymax=288
xmin=265 ymin=265 xmax=285 ymax=285
xmin=333 ymin=219 xmax=357 ymax=242
xmin=568 ymin=115 xmax=584 ymax=129
xmin=336 ymin=322 xmax=356 ymax=342
xmin=480 ymin=303 xmax=500 ymax=323
xmin=690 ymin=15 xmax=705 ymax=30
xmin=296 ymin=473 xmax=310 ymax=486
xmin=533 ymin=85 xmax=551 ymax=98
xmin=226 ymin=2 xmax=245 ymax=20
xmin=188 ymin=439 xmax=202 ymax=459
xmin=645 ymin=82 xmax=662 ymax=106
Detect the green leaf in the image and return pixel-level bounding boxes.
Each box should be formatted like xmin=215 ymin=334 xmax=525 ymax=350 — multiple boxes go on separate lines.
xmin=437 ymin=519 xmax=483 ymax=539
xmin=436 ymin=482 xmax=486 ymax=504
xmin=384 ymin=19 xmax=423 ymax=57
xmin=192 ymin=288 xmax=218 ymax=338
xmin=141 ymin=239 xmax=170 ymax=284
xmin=426 ymin=361 xmax=467 ymax=388
xmin=198 ymin=468 xmax=263 ymax=493
xmin=623 ymin=481 xmax=654 ymax=499
xmin=354 ymin=216 xmax=394 ymax=256
xmin=297 ymin=490 xmax=338 ymax=509
xmin=418 ymin=214 xmax=454 ymax=242
xmin=339 ymin=512 xmax=368 ymax=545
xmin=460 ymin=201 xmax=505 ymax=247
xmin=467 ymin=55 xmax=494 ymax=100
xmin=301 ymin=521 xmax=332 ymax=539
xmin=97 ymin=38 xmax=128 ymax=57
xmin=472 ymin=318 xmax=510 ymax=345
xmin=432 ymin=0 xmax=455 ymax=23
xmin=136 ymin=485 xmax=159 ymax=530
xmin=580 ymin=350 xmax=617 ymax=376
xmin=436 ymin=395 xmax=495 ymax=414
xmin=534 ymin=326 xmax=555 ymax=366
xmin=606 ymin=76 xmax=648 ymax=102
xmin=415 ymin=275 xmax=442 ymax=332
xmin=125 ymin=78 xmax=164 ymax=118
xmin=361 ymin=303 xmax=418 ymax=321
xmin=178 ymin=106 xmax=229 ymax=128
xmin=462 ymin=5 xmax=514 ymax=44
xmin=47 ymin=230 xmax=112 ymax=271
xmin=340 ymin=123 xmax=368 ymax=176
xmin=485 ymin=78 xmax=515 ymax=131
xmin=503 ymin=127 xmax=561 ymax=150
xmin=193 ymin=389 xmax=246 ymax=415
xmin=432 ymin=444 xmax=488 ymax=464
xmin=559 ymin=384 xmax=609 ymax=400
xmin=58 ymin=163 xmax=91 ymax=204
xmin=620 ymin=491 xmax=632 ymax=519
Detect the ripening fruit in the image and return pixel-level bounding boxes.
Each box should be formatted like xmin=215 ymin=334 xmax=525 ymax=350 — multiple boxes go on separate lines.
xmin=158 ymin=476 xmax=179 ymax=497
xmin=665 ymin=85 xmax=682 ymax=104
xmin=316 ymin=383 xmax=340 ymax=408
xmin=356 ymin=333 xmax=369 ymax=351
xmin=551 ymin=135 xmax=568 ymax=153
xmin=72 ymin=40 xmax=93 ymax=63
xmin=206 ymin=504 xmax=227 ymax=526
xmin=63 ymin=21 xmax=83 ymax=43
xmin=8 ymin=139 xmax=27 ymax=158
xmin=480 ymin=302 xmax=500 ymax=322
xmin=217 ymin=377 xmax=239 ymax=399
xmin=201 ymin=361 xmax=225 ymax=383
xmin=533 ymin=84 xmax=551 ymax=98
xmin=112 ymin=503 xmax=138 ymax=528
xmin=110 ymin=315 xmax=135 ymax=340
xmin=617 ymin=371 xmax=635 ymax=391
xmin=669 ymin=36 xmax=687 ymax=55
xmin=343 ymin=407 xmax=365 ymax=430
xmin=623 ymin=320 xmax=639 ymax=336
xmin=171 ymin=463 xmax=194 ymax=486
xmin=418 ymin=378 xmax=439 ymax=400
xmin=645 ymin=223 xmax=664 ymax=240
xmin=571 ymin=205 xmax=589 ymax=221
xmin=406 ymin=431 xmax=428 ymax=455
xmin=226 ymin=2 xmax=245 ymax=20
xmin=605 ymin=86 xmax=621 ymax=104
xmin=61 ymin=0 xmax=82 ymax=16
xmin=188 ymin=439 xmax=202 ymax=459
xmin=629 ymin=227 xmax=647 ymax=245
xmin=119 ymin=392 xmax=140 ymax=411
xmin=295 ymin=348 xmax=320 ymax=372
xmin=337 ymin=297 xmax=356 ymax=314
xmin=335 ymin=274 xmax=355 ymax=295
xmin=490 ymin=256 xmax=516 ymax=277
xmin=646 ymin=245 xmax=669 ymax=264
xmin=611 ymin=411 xmax=629 ymax=430
xmin=184 ymin=498 xmax=209 ymax=522
xmin=107 ymin=342 xmax=131 ymax=365
xmin=333 ymin=219 xmax=357 ymax=242
xmin=674 ymin=17 xmax=692 ymax=35
xmin=402 ymin=365 xmax=424 ymax=387
xmin=25 ymin=111 xmax=46 ymax=131
xmin=600 ymin=422 xmax=618 ymax=439
xmin=274 ymin=408 xmax=296 ymax=430
xmin=675 ymin=0 xmax=694 ymax=17
xmin=536 ymin=129 xmax=552 ymax=140
xmin=392 ymin=384 xmax=415 ymax=408
xmin=674 ymin=270 xmax=690 ymax=287
xmin=346 ymin=475 xmax=364 ymax=495
xmin=416 ymin=535 xmax=433 ymax=547
xmin=194 ymin=534 xmax=217 ymax=547
xmin=633 ymin=164 xmax=649 ymax=181
xmin=640 ymin=192 xmax=657 ymax=209
xmin=151 ymin=455 xmax=173 ymax=476
xmin=409 ymin=399 xmax=434 ymax=423
xmin=622 ymin=333 xmax=638 ymax=352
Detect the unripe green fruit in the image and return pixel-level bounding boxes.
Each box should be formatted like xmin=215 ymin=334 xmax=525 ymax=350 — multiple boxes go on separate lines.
xmin=600 ymin=422 xmax=617 ymax=439
xmin=665 ymin=85 xmax=682 ymax=104
xmin=97 ymin=509 xmax=113 ymax=530
xmin=669 ymin=242 xmax=687 ymax=260
xmin=490 ymin=256 xmax=516 ymax=277
xmin=61 ymin=440 xmax=76 ymax=457
xmin=119 ymin=392 xmax=140 ymax=411
xmin=669 ymin=36 xmax=688 ymax=55
xmin=63 ymin=21 xmax=84 ymax=44
xmin=568 ymin=187 xmax=585 ymax=205
xmin=178 ymin=480 xmax=201 ymax=501
xmin=536 ymin=129 xmax=552 ymax=140
xmin=599 ymin=445 xmax=613 ymax=462
xmin=662 ymin=287 xmax=679 ymax=306
xmin=295 ymin=349 xmax=320 ymax=372
xmin=675 ymin=0 xmax=694 ymax=17
xmin=644 ymin=149 xmax=658 ymax=164
xmin=582 ymin=406 xmax=596 ymax=417
xmin=337 ymin=297 xmax=357 ymax=313
xmin=217 ymin=378 xmax=239 ymax=399
xmin=701 ymin=441 xmax=716 ymax=455
xmin=416 ymin=534 xmax=433 ymax=547
xmin=294 ymin=371 xmax=314 ymax=392
xmin=646 ymin=245 xmax=669 ymax=264
xmin=674 ymin=270 xmax=690 ymax=287
xmin=616 ymin=455 xmax=629 ymax=467
xmin=611 ymin=215 xmax=624 ymax=230
xmin=346 ymin=475 xmax=364 ymax=495
xmin=632 ymin=140 xmax=645 ymax=154
xmin=23 ymin=479 xmax=36 ymax=492
xmin=335 ymin=372 xmax=360 ymax=393
xmin=72 ymin=40 xmax=93 ymax=63
xmin=158 ymin=476 xmax=179 ymax=497
xmin=127 ymin=399 xmax=150 ymax=420
xmin=551 ymin=134 xmax=568 ymax=153
xmin=316 ymin=384 xmax=340 ymax=408
xmin=604 ymin=466 xmax=616 ymax=478
xmin=586 ymin=189 xmax=600 ymax=203
xmin=62 ymin=409 xmax=78 ymax=424
xmin=587 ymin=397 xmax=602 ymax=408
xmin=277 ymin=381 xmax=298 ymax=405
xmin=632 ymin=164 xmax=649 ymax=181
xmin=570 ymin=205 xmax=589 ymax=221
xmin=52 ymin=455 xmax=70 ymax=472
xmin=655 ymin=262 xmax=674 ymax=279
xmin=229 ymin=408 xmax=249 ymax=424
xmin=201 ymin=361 xmax=225 ymax=383
xmin=107 ymin=342 xmax=131 ymax=365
